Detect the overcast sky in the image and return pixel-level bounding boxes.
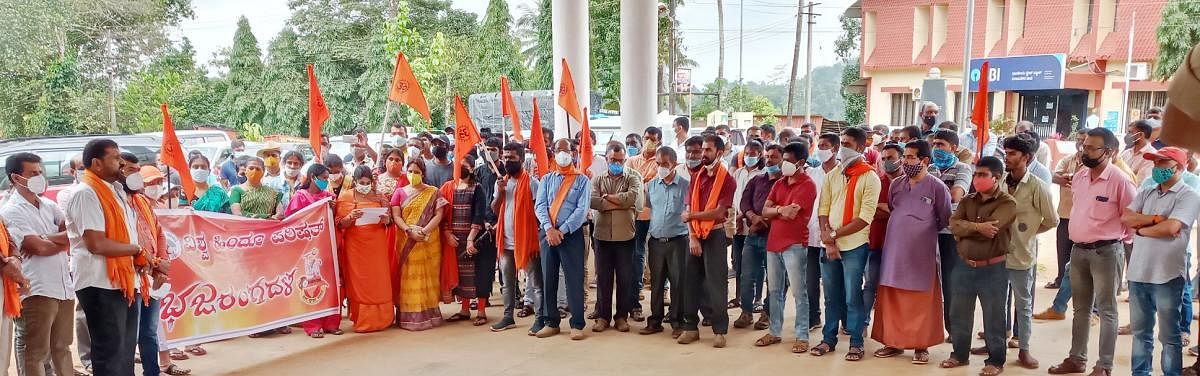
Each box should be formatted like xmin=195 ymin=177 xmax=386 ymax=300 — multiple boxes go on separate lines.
xmin=173 ymin=0 xmax=854 ymax=86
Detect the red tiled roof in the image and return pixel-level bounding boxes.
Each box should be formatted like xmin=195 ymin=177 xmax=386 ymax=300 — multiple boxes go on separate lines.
xmin=1007 ymin=0 xmax=1074 ymax=56
xmin=1069 ymin=32 xmax=1097 ymax=63
xmin=930 ymin=0 xmax=989 ymax=65
xmin=1095 ymin=0 xmax=1167 ymax=61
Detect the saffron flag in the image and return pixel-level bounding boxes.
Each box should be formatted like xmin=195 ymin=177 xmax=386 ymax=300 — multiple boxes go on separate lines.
xmin=501 ymin=76 xmax=523 ymax=141
xmin=452 ymin=96 xmax=481 ymax=182
xmin=387 ymin=52 xmax=432 ymax=124
xmin=557 ymin=58 xmax=584 ymax=127
xmin=160 ymin=104 xmax=196 ymax=201
xmin=580 ymin=107 xmax=593 ymax=176
xmin=307 ymin=64 xmax=330 ymax=161
xmin=529 ymin=98 xmax=551 ymax=178
xmin=971 ymin=61 xmax=990 ymax=162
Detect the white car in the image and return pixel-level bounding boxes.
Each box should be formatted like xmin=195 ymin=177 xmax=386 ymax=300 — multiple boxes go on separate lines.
xmin=142 ymin=130 xmax=232 ymax=147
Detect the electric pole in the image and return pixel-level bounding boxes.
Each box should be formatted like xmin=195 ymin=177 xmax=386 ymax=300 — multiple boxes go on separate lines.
xmin=804 ymin=2 xmax=820 ymax=125
xmin=785 ymin=1 xmax=819 ymax=128
xmin=738 ymin=0 xmax=744 ymax=112
xmin=668 ymin=0 xmax=678 ymax=115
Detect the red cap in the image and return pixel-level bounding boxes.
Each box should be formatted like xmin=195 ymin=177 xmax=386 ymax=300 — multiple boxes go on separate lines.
xmin=1143 ymin=146 xmax=1189 ymax=167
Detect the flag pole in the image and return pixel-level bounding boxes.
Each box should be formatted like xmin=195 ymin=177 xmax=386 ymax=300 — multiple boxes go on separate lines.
xmin=379 ymin=101 xmax=394 ymax=151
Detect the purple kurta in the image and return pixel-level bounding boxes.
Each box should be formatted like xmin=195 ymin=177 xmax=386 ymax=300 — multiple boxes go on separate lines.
xmin=879 ymin=175 xmax=952 ymax=291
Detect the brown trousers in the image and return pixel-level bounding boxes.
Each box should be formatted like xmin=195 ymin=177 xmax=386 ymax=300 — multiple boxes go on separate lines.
xmin=19 ymin=296 xmax=74 ymax=376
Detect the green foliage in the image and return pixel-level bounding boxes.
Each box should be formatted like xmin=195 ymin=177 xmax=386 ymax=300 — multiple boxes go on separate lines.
xmin=590 ymin=0 xmax=621 ymax=109
xmin=1154 ymin=0 xmax=1200 ymax=80
xmin=221 ymin=17 xmax=265 ymax=128
xmin=258 ymin=28 xmax=308 ymax=136
xmin=117 ymin=38 xmax=215 ymax=133
xmin=836 ymin=14 xmax=866 ymax=125
xmin=691 ymin=79 xmax=779 ymax=118
xmin=239 ymin=122 xmax=265 ymax=141
xmin=517 ymin=0 xmax=553 ymax=89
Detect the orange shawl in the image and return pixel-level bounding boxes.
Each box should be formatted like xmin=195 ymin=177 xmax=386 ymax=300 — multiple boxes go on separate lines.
xmin=841 ymin=159 xmax=874 ymax=226
xmin=688 ymin=163 xmax=729 ymax=239
xmin=548 ymin=164 xmax=580 ymax=227
xmin=496 ymin=171 xmax=538 ymax=268
xmin=0 ymin=220 xmax=20 ymax=317
xmin=81 ymin=171 xmax=149 ymax=305
xmin=437 ymin=181 xmax=462 ymax=301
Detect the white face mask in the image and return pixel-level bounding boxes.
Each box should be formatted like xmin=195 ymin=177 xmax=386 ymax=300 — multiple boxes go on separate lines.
xmin=20 ymin=175 xmax=47 ymax=195
xmin=284 ymin=168 xmax=300 ymax=178
xmin=656 ymin=166 xmax=672 ymax=179
xmin=780 ymin=161 xmax=798 ymax=177
xmin=125 ymin=172 xmax=145 ymax=191
xmin=407 ymin=146 xmax=421 ymax=159
xmin=813 ymin=149 xmax=833 ymax=163
xmin=355 ymin=183 xmax=373 ymax=194
xmin=838 ymin=147 xmax=861 ymax=163
xmin=191 ymin=169 xmax=210 ymax=183
xmin=555 ymin=151 xmax=573 ymax=167
xmin=329 ymin=173 xmax=343 ymax=183
xmin=145 ymin=184 xmax=165 ymax=199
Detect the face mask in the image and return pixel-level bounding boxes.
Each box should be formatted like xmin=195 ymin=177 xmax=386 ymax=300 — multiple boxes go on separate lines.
xmin=408 ymin=173 xmax=423 ymax=186
xmin=486 ymin=151 xmax=500 ymax=163
xmin=191 ymin=169 xmax=210 ymax=183
xmin=1152 ymin=167 xmax=1176 ymax=184
xmin=145 ymin=184 xmax=164 ymax=199
xmin=644 ymin=141 xmax=657 ymax=153
xmin=314 ymin=178 xmax=329 ymax=191
xmin=125 ymin=173 xmax=145 ymax=191
xmin=432 ymin=146 xmax=449 ymax=159
xmin=391 ymin=136 xmax=405 ymax=147
xmin=245 ymin=169 xmax=264 ymax=183
xmin=284 ymin=168 xmax=300 ymax=178
xmin=902 ymin=162 xmax=925 ymax=178
xmin=1124 ymin=133 xmax=1142 ymax=147
xmin=19 ymin=175 xmax=47 ymax=195
xmin=744 ymin=156 xmax=760 ymax=167
xmin=656 ymin=166 xmax=672 ymax=178
xmin=626 ymin=146 xmax=639 ymax=156
xmin=329 ymin=173 xmax=343 ymax=183
xmin=686 ymin=159 xmax=701 ymax=169
xmin=407 ymin=146 xmax=421 ymax=159
xmin=813 ymin=149 xmax=833 ymax=164
xmin=230 ymin=151 xmax=241 ymax=159
xmin=806 ymin=157 xmax=820 ymax=168
xmin=931 ymin=149 xmax=958 ymax=170
xmin=1080 ymin=154 xmax=1103 ymax=168
xmin=764 ymin=164 xmax=781 ymax=175
xmin=780 ymin=161 xmax=798 ymax=177
xmin=355 ymin=182 xmax=373 ymax=194
xmin=608 ymin=162 xmax=624 ymax=175
xmin=837 ymin=147 xmax=860 ymax=163
xmin=503 ymin=161 xmax=523 ymax=176
xmin=555 ymin=151 xmax=573 ymax=167
xmin=882 ymin=160 xmax=901 ymax=174
xmin=972 ymin=176 xmax=996 ymax=193
xmin=265 ymin=156 xmax=280 ymax=168
xmin=923 ymin=116 xmax=937 ymax=128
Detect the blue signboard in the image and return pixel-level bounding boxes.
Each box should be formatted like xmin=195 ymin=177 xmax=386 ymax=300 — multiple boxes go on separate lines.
xmin=968 ymin=54 xmax=1066 ymax=92
xmin=1103 ymin=111 xmax=1120 ymax=132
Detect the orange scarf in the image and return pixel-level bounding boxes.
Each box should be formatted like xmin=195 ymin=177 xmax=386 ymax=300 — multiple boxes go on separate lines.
xmin=496 ymin=172 xmax=539 ymax=268
xmin=130 ymin=194 xmax=162 ymax=268
xmin=548 ymin=164 xmax=580 ymax=227
xmin=80 ymin=171 xmax=149 ymax=305
xmin=688 ymin=163 xmax=729 ymax=239
xmin=841 ymin=159 xmax=874 ymax=226
xmin=0 ymin=220 xmax=21 ymax=318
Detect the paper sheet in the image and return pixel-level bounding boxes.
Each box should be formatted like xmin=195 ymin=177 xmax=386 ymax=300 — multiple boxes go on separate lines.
xmin=355 ymin=207 xmax=389 ymax=226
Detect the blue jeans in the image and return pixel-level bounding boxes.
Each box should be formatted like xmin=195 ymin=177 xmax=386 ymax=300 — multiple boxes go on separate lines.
xmin=1129 ymin=278 xmax=1185 ymax=376
xmin=740 ymin=235 xmax=767 ymax=316
xmin=1052 ymin=262 xmax=1073 ymax=313
xmin=767 ymin=245 xmax=809 ymax=340
xmin=632 ymin=220 xmax=650 ymax=310
xmin=1182 ymin=277 xmax=1193 ymax=336
xmin=862 ymin=250 xmax=882 ymax=326
xmin=138 ymin=298 xmax=161 ymax=376
xmin=819 ymin=244 xmax=868 ymax=348
xmin=948 ymin=258 xmax=1008 ymax=367
xmin=539 ymin=229 xmax=587 ymax=330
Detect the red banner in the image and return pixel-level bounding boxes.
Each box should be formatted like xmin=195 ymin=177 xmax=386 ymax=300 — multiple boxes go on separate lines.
xmin=154 ymin=198 xmax=340 ymax=348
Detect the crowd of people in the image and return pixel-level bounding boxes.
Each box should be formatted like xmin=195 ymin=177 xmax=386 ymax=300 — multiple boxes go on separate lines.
xmin=1 ymin=101 xmax=1199 ymax=376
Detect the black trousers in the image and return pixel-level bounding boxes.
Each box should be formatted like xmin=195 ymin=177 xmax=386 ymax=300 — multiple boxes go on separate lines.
xmin=938 ymin=233 xmax=958 ymax=336
xmin=648 ymin=235 xmax=687 ymax=328
xmin=76 ymin=288 xmax=137 ymax=376
xmin=682 ymin=231 xmax=729 ymax=334
xmin=1055 ymin=218 xmax=1073 ymax=285
xmin=474 ymin=233 xmax=498 ymax=297
xmin=595 ymin=239 xmax=635 ymax=321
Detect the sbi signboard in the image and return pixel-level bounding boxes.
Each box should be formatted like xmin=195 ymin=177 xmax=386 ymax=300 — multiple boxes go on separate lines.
xmin=968 ymin=54 xmax=1066 ymax=92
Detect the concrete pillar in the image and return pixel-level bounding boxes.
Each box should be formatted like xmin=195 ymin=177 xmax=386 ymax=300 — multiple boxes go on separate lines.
xmin=619 ymin=0 xmax=657 ymax=138
xmin=552 ymin=0 xmax=590 ymax=140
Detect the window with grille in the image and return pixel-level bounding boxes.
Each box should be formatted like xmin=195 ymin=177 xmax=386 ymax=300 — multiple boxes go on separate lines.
xmin=1128 ymin=91 xmax=1167 ymax=119
xmin=891 ymin=93 xmax=916 ymax=126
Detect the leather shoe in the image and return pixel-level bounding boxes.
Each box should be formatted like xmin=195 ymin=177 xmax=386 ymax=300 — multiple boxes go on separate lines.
xmin=677 ymin=330 xmax=700 ymax=344
xmin=671 ymin=328 xmax=683 ymax=339
xmin=733 ymin=312 xmax=753 ymax=328
xmin=638 ymin=325 xmax=663 ymax=335
xmin=535 ymin=326 xmax=560 ymax=338
xmin=592 ymin=319 xmax=610 ymax=332
xmin=754 ymin=313 xmax=769 ymax=330
xmin=614 ymin=318 xmax=630 ymax=332
xmin=1047 ymin=357 xmax=1087 ymax=375
xmin=1033 ymin=308 xmax=1065 ymax=321
xmin=712 ymin=334 xmax=727 ymax=348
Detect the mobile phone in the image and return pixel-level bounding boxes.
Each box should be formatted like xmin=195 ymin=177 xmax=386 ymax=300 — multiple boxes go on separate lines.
xmin=342 ymin=135 xmax=356 ymax=143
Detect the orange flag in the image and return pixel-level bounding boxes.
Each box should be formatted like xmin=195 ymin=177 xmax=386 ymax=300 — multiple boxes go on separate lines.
xmin=452 ymin=96 xmax=481 ymax=182
xmin=971 ymin=61 xmax=991 ymax=162
xmin=580 ymin=107 xmax=593 ymax=176
xmin=159 ymin=104 xmax=196 ymax=201
xmin=557 ymin=58 xmax=584 ymax=126
xmin=388 ymin=52 xmax=431 ymax=124
xmin=501 ymin=76 xmax=523 ymax=141
xmin=307 ymin=64 xmax=330 ymax=161
xmin=529 ymin=98 xmax=551 ymax=178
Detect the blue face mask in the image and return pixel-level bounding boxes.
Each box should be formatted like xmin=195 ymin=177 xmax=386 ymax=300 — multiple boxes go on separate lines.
xmin=744 ymin=156 xmax=760 ymax=167
xmin=627 ymin=146 xmax=639 ymax=156
xmin=764 ymin=164 xmax=781 ymax=175
xmin=314 ymin=178 xmax=329 ymax=190
xmin=1152 ymin=167 xmax=1176 ymax=185
xmin=931 ymin=148 xmax=958 ymax=170
xmin=806 ymin=157 xmax=820 ymax=168
xmin=608 ymin=162 xmax=624 ymax=176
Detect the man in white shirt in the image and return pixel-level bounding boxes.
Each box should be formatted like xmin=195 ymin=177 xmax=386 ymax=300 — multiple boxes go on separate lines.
xmin=4 ymin=153 xmax=74 ymax=376
xmin=65 ymin=139 xmax=144 ymax=376
xmin=1087 ymin=109 xmax=1101 ymax=129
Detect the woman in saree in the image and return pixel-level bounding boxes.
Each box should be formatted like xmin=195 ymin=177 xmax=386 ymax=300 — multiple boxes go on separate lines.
xmin=186 ymin=154 xmax=230 ymax=214
xmin=334 ymin=166 xmax=395 ymax=332
xmin=230 ymin=157 xmax=283 ymax=219
xmin=440 ymin=156 xmax=489 ymax=326
xmin=288 ymin=164 xmax=343 ymax=338
xmin=375 ymin=148 xmax=409 ymax=198
xmin=391 ymin=158 xmax=449 ymax=331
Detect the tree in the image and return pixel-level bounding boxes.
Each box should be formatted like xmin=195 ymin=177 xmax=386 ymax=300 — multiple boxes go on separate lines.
xmin=516 ymin=0 xmax=553 ymax=89
xmin=220 ymin=17 xmax=265 ymax=127
xmin=117 ymin=39 xmax=214 ymax=132
xmin=835 ymin=14 xmax=865 ymax=125
xmin=691 ymin=79 xmax=778 ymax=118
xmin=1154 ymin=0 xmax=1200 ymax=80
xmin=257 ymin=28 xmax=308 ymax=136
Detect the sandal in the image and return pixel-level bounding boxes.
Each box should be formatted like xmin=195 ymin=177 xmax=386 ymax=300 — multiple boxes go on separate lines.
xmin=473 ymin=316 xmax=488 ymax=326
xmin=980 ymin=364 xmax=1003 ymax=376
xmin=754 ymin=334 xmax=781 ymax=347
xmin=845 ymin=346 xmax=864 ymax=361
xmin=809 ymin=342 xmax=833 ymax=356
xmin=161 ymin=364 xmax=192 ymax=376
xmin=275 ymin=327 xmax=292 ymax=335
xmin=447 ymin=312 xmax=471 ymax=322
xmin=329 ymin=329 xmax=345 ymax=335
xmin=169 ymin=349 xmax=189 ymax=361
xmin=185 ymin=345 xmax=206 ymax=356
xmin=912 ymin=349 xmax=930 ymax=365
xmin=873 ymin=347 xmax=903 ymax=358
xmin=939 ymin=358 xmax=967 ymax=369
xmin=791 ymin=340 xmax=809 ymax=353
xmin=310 ymin=330 xmax=325 ymax=338
xmin=726 ymin=299 xmax=740 ymax=309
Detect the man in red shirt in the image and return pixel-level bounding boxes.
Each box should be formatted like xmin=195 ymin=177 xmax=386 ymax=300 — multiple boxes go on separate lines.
xmin=678 ymin=135 xmax=737 ymax=348
xmin=756 ymin=141 xmax=818 ymax=353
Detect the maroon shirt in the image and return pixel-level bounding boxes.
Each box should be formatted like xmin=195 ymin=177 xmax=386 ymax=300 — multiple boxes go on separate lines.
xmin=686 ymin=166 xmax=737 ymax=222
xmin=765 ymin=173 xmax=817 ymax=252
xmin=740 ymin=173 xmax=781 ymax=236
xmin=868 ymin=170 xmax=897 ymax=251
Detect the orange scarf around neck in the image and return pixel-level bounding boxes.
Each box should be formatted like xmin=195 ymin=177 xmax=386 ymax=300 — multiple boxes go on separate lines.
xmin=548 ymin=165 xmax=580 ymax=227
xmin=496 ymin=172 xmax=539 ymax=268
xmin=840 ymin=159 xmax=874 ymax=226
xmin=81 ymin=171 xmax=149 ymax=305
xmin=688 ymin=163 xmax=729 ymax=239
xmin=0 ymin=220 xmax=21 ymax=317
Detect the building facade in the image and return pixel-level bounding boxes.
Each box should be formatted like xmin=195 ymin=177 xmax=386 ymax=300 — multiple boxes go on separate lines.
xmin=847 ymin=0 xmax=1167 ymax=138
